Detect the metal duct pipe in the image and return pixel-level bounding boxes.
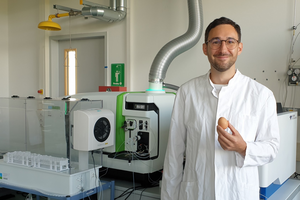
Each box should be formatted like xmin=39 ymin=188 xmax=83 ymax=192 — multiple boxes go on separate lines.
xmin=148 ymin=0 xmax=203 ymax=91
xmin=163 ymin=83 xmax=180 ymax=91
xmin=81 ymin=0 xmax=126 ymax=22
xmin=116 ymin=0 xmax=127 ymax=12
xmin=110 ymin=0 xmax=117 ymax=11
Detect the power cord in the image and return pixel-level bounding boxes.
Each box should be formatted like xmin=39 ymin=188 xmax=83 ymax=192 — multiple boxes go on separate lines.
xmin=114 ymin=186 xmax=143 ymax=200
xmin=91 ymin=151 xmax=103 ymax=200
xmin=25 ymin=193 xmax=32 ymax=200
xmin=259 ymin=192 xmax=269 ymax=200
xmin=294 ymin=172 xmax=300 ymax=179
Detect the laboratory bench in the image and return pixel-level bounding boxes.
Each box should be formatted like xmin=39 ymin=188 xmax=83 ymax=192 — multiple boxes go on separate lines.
xmin=0 ymin=180 xmax=115 ymax=200
xmin=0 ymin=177 xmax=160 ymax=200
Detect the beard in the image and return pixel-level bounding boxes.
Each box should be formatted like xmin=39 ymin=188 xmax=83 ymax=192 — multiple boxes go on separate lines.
xmin=210 ymin=53 xmax=237 ymax=72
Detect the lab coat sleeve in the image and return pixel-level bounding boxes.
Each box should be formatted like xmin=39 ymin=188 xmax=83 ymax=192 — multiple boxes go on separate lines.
xmin=161 ymin=88 xmax=187 ymax=200
xmin=236 ymin=93 xmax=280 ymax=167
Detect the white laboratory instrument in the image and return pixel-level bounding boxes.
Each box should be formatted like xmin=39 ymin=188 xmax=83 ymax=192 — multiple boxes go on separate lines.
xmin=0 ymin=159 xmax=100 ymax=196
xmin=73 ymin=108 xmax=115 ymax=151
xmin=72 ymin=91 xmax=175 ymax=185
xmin=0 ymin=98 xmax=103 ymax=196
xmin=259 ymin=111 xmax=298 ymax=199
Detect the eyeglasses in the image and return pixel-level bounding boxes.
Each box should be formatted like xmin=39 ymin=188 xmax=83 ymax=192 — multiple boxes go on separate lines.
xmin=206 ymin=38 xmax=239 ymax=50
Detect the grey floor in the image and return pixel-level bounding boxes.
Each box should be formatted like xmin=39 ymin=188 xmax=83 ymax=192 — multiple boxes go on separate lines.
xmin=0 ymin=188 xmax=98 ymax=200
xmin=0 ymin=189 xmax=28 ymax=200
xmin=0 ymin=189 xmax=49 ymax=200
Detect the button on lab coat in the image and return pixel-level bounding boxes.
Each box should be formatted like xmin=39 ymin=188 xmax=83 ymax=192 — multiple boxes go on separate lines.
xmin=161 ymin=70 xmax=280 ymax=200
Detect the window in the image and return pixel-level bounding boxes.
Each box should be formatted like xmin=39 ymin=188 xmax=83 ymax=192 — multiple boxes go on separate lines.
xmin=64 ymin=49 xmax=77 ymax=96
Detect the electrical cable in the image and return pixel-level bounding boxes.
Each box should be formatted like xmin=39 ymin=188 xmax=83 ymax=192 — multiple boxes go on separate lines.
xmin=292 ymin=85 xmax=296 ymax=107
xmin=99 ymin=141 xmax=128 ymax=179
xmin=124 ymin=134 xmax=137 ymax=200
xmin=293 ymin=0 xmax=297 ymax=28
xmin=295 ymin=22 xmax=300 ymax=29
xmin=291 ymin=32 xmax=300 ymax=54
xmin=283 ymin=1 xmax=300 ymax=108
xmin=97 ymin=141 xmax=139 ymax=199
xmin=111 ymin=142 xmax=157 ymax=200
xmin=98 ymin=180 xmax=103 ymax=200
xmin=25 ymin=193 xmax=32 ymax=200
xmin=294 ymin=172 xmax=300 ymax=179
xmin=282 ymin=75 xmax=289 ymax=107
xmin=124 ymin=190 xmax=135 ymax=200
xmin=124 ymin=138 xmax=162 ymax=187
xmin=91 ymin=151 xmax=103 ymax=200
xmin=81 ymin=174 xmax=84 ymax=200
xmin=147 ymin=171 xmax=162 ymax=186
xmin=101 ymin=120 xmax=162 ymax=200
xmin=139 ymin=188 xmax=148 ymax=200
xmin=69 ymin=13 xmax=72 ymax=49
xmin=114 ymin=186 xmax=143 ymax=200
xmin=259 ymin=192 xmax=269 ymax=199
xmin=292 ymin=87 xmax=297 ymax=108
xmin=132 ymin=154 xmax=135 ymax=192
xmin=291 ymin=57 xmax=300 ymax=69
xmin=121 ymin=150 xmax=161 ymax=191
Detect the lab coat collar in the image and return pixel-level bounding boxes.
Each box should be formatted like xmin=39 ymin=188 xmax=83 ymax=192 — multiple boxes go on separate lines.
xmin=207 ymin=69 xmax=241 ymax=88
xmin=227 ymin=69 xmax=241 ymax=86
xmin=208 ymin=69 xmax=241 ymax=98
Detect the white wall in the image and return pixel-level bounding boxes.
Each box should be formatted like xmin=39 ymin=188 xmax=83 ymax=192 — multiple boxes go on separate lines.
xmin=129 ymin=0 xmax=300 ymax=145
xmin=0 ymin=0 xmax=9 ymax=97
xmin=45 ymin=0 xmax=127 ymax=96
xmin=7 ymin=0 xmax=41 ymax=97
xmin=1 ymin=0 xmax=127 ymax=97
xmin=2 ymin=0 xmax=300 ymax=109
xmin=131 ymin=0 xmax=299 ymax=110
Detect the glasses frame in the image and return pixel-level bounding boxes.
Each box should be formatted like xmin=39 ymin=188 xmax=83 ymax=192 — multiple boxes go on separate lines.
xmin=206 ymin=38 xmax=240 ymax=50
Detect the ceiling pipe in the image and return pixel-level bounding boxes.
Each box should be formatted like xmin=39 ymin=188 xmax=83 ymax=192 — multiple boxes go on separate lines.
xmin=147 ymin=0 xmax=203 ymax=92
xmin=81 ymin=0 xmax=127 ymax=22
xmin=40 ymin=1 xmax=126 ymax=31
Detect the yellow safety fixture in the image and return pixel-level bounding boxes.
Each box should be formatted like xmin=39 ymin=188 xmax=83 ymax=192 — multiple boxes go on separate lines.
xmin=38 ymin=13 xmax=69 ymax=31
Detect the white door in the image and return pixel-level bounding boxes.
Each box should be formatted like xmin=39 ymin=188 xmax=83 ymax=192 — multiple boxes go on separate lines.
xmin=49 ymin=33 xmax=106 ymax=98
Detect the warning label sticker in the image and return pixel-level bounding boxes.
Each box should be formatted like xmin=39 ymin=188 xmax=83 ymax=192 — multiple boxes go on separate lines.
xmin=0 ymin=173 xmax=9 ymax=180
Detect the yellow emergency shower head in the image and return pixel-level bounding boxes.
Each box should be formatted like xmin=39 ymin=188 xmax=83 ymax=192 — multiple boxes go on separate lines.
xmin=38 ymin=13 xmax=69 ymax=31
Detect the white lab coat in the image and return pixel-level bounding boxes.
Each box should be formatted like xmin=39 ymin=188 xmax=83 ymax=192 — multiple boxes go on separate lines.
xmin=161 ymin=70 xmax=280 ymax=200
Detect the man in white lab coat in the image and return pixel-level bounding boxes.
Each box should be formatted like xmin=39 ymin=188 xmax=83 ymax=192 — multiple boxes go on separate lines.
xmin=161 ymin=17 xmax=280 ymax=200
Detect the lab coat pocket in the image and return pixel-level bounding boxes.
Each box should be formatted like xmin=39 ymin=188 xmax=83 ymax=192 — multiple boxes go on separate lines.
xmin=179 ymin=181 xmax=200 ymax=200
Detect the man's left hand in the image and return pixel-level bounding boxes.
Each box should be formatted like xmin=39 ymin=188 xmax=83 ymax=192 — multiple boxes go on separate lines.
xmin=217 ymin=123 xmax=247 ymax=157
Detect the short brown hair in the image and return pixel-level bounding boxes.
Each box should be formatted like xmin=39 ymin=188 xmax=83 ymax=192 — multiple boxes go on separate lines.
xmin=205 ymin=17 xmax=241 ymax=43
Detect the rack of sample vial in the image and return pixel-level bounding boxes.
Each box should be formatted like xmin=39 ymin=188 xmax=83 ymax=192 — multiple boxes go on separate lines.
xmin=3 ymin=151 xmax=69 ymax=172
